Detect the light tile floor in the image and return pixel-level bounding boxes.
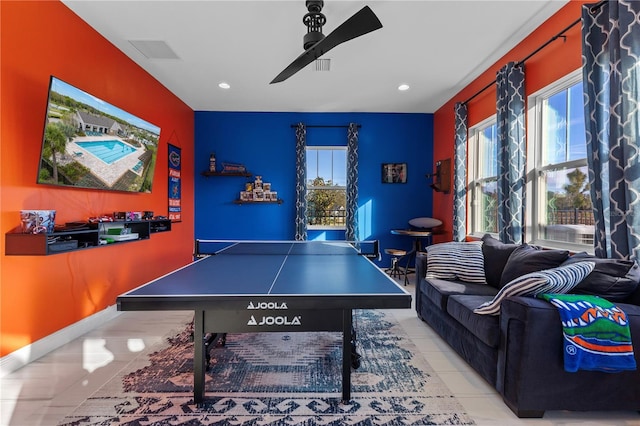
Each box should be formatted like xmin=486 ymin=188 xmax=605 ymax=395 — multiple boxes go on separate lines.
xmin=1 ymin=279 xmax=639 ymax=426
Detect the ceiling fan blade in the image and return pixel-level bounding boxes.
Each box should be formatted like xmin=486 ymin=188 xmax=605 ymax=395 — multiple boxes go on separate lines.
xmin=270 ymin=6 xmax=382 ymax=84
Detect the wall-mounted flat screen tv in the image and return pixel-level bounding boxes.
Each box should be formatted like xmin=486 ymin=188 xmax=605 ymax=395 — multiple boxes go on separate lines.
xmin=37 ymin=76 xmax=160 ymax=193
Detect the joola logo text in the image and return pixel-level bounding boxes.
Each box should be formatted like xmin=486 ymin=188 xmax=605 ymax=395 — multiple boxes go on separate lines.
xmin=247 ymin=315 xmax=301 ymax=326
xmin=247 ymin=301 xmax=288 ymax=310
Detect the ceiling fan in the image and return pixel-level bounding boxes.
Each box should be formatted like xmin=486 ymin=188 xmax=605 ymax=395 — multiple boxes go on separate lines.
xmin=270 ymin=0 xmax=382 ymax=84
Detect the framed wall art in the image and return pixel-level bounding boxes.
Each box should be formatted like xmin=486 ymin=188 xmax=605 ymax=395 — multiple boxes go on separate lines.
xmin=381 ymin=163 xmax=407 ymax=183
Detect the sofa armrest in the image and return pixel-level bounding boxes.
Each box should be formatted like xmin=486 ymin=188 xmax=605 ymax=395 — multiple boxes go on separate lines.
xmin=415 ymin=252 xmax=428 ymax=315
xmin=497 ymin=296 xmax=640 ymax=417
xmin=415 ymin=251 xmax=427 ymax=283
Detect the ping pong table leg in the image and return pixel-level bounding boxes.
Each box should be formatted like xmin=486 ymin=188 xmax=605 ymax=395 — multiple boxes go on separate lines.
xmin=193 ymin=310 xmax=206 ymax=406
xmin=341 ymin=309 xmax=352 ymax=403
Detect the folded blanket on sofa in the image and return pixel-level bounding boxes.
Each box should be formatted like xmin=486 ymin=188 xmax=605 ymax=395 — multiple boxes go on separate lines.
xmin=538 ymin=293 xmax=637 ymax=373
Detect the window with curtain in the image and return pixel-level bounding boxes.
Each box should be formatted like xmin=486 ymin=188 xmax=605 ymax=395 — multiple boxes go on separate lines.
xmin=306 ymin=147 xmax=347 ymax=229
xmin=468 ymin=118 xmax=498 ymax=236
xmin=527 ymin=69 xmax=593 ymax=251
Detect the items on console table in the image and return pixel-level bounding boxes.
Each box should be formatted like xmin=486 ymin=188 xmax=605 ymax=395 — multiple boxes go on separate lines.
xmin=6 ymin=211 xmax=172 ymax=255
xmin=20 ymin=209 xmax=56 ymax=234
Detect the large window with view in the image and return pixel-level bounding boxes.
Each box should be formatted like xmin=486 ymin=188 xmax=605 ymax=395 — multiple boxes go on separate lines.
xmin=528 ymin=70 xmax=593 ymax=250
xmin=306 ymin=147 xmax=347 ymax=229
xmin=468 ymin=118 xmax=498 ymax=236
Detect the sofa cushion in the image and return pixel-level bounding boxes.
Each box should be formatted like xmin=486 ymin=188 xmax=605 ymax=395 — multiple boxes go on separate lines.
xmin=481 ymin=234 xmax=519 ymax=288
xmin=627 ymin=286 xmax=640 ymax=306
xmin=447 ymin=295 xmax=500 ymax=348
xmin=562 ymin=252 xmax=640 ymax=302
xmin=500 ymin=244 xmax=570 ymax=287
xmin=474 ymin=261 xmax=595 ymax=315
xmin=426 ymin=241 xmax=486 ymax=284
xmin=422 ymin=278 xmax=498 ymax=311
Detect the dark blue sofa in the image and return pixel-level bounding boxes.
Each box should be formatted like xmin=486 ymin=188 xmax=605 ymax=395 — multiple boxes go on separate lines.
xmin=414 ymin=237 xmax=640 ymax=418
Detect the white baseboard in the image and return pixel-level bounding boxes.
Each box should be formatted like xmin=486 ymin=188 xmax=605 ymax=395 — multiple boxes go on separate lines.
xmin=0 ymin=305 xmax=121 ymax=378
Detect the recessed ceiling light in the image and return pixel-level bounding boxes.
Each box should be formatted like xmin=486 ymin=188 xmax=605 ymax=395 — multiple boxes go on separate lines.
xmin=398 ymin=84 xmax=410 ymax=91
xmin=218 ymin=82 xmax=231 ymax=89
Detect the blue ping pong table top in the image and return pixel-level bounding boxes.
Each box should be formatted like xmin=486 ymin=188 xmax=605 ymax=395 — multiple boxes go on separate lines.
xmin=118 ymin=241 xmax=411 ymax=306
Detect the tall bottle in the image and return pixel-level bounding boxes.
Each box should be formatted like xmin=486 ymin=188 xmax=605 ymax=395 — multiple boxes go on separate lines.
xmin=209 ymin=152 xmax=216 ymax=172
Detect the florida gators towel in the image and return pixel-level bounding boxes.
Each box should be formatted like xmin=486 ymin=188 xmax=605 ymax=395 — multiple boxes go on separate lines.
xmin=538 ymin=293 xmax=636 ymax=373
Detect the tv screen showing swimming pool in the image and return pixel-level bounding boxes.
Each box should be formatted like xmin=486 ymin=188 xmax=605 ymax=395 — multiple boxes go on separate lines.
xmin=36 ymin=76 xmax=161 ymax=193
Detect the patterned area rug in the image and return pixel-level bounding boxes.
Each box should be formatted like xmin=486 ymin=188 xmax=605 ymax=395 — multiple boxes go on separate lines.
xmin=60 ymin=310 xmax=474 ymax=425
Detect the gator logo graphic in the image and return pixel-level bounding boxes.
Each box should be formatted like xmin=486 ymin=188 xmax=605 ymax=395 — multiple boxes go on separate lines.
xmin=566 ymin=305 xmax=628 ymax=327
xmin=169 ymin=150 xmax=181 ymax=168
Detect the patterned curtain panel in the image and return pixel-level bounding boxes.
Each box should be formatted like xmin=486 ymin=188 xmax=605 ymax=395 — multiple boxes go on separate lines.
xmin=582 ymin=0 xmax=640 ymax=260
xmin=496 ymin=62 xmax=526 ymax=244
xmin=452 ymin=102 xmax=468 ymax=242
xmin=346 ymin=123 xmax=359 ymax=241
xmin=294 ymin=123 xmax=307 ymax=241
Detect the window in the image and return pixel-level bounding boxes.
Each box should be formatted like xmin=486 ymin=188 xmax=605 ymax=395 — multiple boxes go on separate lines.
xmin=306 ymin=147 xmax=347 ymax=229
xmin=527 ymin=70 xmax=593 ymax=250
xmin=468 ymin=118 xmax=498 ymax=236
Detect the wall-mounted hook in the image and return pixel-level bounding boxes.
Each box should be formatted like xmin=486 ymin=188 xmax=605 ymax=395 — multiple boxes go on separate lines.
xmin=425 ymin=158 xmax=451 ymax=193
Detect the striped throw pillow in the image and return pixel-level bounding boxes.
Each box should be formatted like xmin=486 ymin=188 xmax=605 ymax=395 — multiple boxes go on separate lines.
xmin=473 ymin=261 xmax=595 ymax=315
xmin=426 ymin=241 xmax=486 ymax=284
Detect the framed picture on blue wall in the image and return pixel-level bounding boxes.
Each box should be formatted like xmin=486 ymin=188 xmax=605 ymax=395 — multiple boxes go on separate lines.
xmin=382 ymin=163 xmax=407 ymax=183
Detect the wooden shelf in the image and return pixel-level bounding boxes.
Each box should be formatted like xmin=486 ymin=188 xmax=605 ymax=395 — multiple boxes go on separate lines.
xmin=201 ymin=171 xmax=251 ymax=177
xmin=233 ymin=199 xmax=283 ymax=205
xmin=202 ymin=169 xmax=283 ymax=205
xmin=5 ymin=229 xmax=99 ymax=256
xmin=5 ymin=219 xmax=172 ymax=256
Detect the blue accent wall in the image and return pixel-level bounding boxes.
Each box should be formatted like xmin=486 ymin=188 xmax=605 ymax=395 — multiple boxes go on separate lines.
xmin=194 ymin=111 xmax=434 ymax=267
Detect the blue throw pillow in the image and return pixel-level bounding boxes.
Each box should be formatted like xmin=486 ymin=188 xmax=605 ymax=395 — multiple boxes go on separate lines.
xmin=562 ymin=252 xmax=640 ymax=302
xmin=481 ymin=234 xmax=518 ymax=288
xmin=500 ymin=244 xmax=569 ymax=288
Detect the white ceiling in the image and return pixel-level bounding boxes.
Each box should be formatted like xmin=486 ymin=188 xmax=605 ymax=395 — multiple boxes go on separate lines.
xmin=61 ymin=0 xmax=568 ymax=114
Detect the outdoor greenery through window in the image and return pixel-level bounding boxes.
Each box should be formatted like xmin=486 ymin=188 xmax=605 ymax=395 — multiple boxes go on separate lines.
xmin=529 ymin=70 xmax=593 ymax=249
xmin=468 ymin=118 xmax=498 ymax=236
xmin=306 ymin=147 xmax=347 ymax=229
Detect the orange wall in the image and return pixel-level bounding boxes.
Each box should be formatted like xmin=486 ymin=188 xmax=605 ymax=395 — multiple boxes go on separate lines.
xmin=432 ymin=1 xmax=588 ymax=243
xmin=1 ymin=1 xmax=195 ymax=357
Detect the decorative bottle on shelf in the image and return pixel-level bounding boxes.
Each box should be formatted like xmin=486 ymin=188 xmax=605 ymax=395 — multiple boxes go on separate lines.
xmin=209 ymin=153 xmax=216 ymax=172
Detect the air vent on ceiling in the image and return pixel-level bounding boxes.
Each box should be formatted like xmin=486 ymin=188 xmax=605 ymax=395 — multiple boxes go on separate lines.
xmin=129 ymin=40 xmax=180 ymax=59
xmin=315 ymin=58 xmax=331 ymax=72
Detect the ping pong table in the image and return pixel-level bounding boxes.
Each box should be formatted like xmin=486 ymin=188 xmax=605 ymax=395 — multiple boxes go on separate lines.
xmin=117 ymin=240 xmax=412 ymax=404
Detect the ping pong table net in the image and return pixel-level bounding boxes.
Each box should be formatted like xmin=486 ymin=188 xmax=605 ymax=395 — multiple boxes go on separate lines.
xmin=194 ymin=240 xmax=379 ymax=259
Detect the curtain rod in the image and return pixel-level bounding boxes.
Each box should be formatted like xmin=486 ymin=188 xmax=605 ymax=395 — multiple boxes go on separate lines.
xmin=515 ymin=16 xmax=581 ymax=66
xmin=289 ymin=124 xmax=361 ymax=128
xmin=462 ymin=17 xmax=579 ymax=104
xmin=461 ymin=0 xmax=607 ymax=105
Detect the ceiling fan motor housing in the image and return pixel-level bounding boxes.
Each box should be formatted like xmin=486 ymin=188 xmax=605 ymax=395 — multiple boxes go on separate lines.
xmin=306 ymin=0 xmax=323 ymax=13
xmin=303 ymin=0 xmax=326 ymax=50
xmin=271 ymin=1 xmax=382 ymax=83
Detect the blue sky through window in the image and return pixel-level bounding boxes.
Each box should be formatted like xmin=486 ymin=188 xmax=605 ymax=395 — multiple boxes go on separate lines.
xmin=542 ymin=81 xmax=587 ymax=194
xmin=544 ymin=81 xmax=586 ymax=165
xmin=306 ymin=148 xmax=346 ymax=186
